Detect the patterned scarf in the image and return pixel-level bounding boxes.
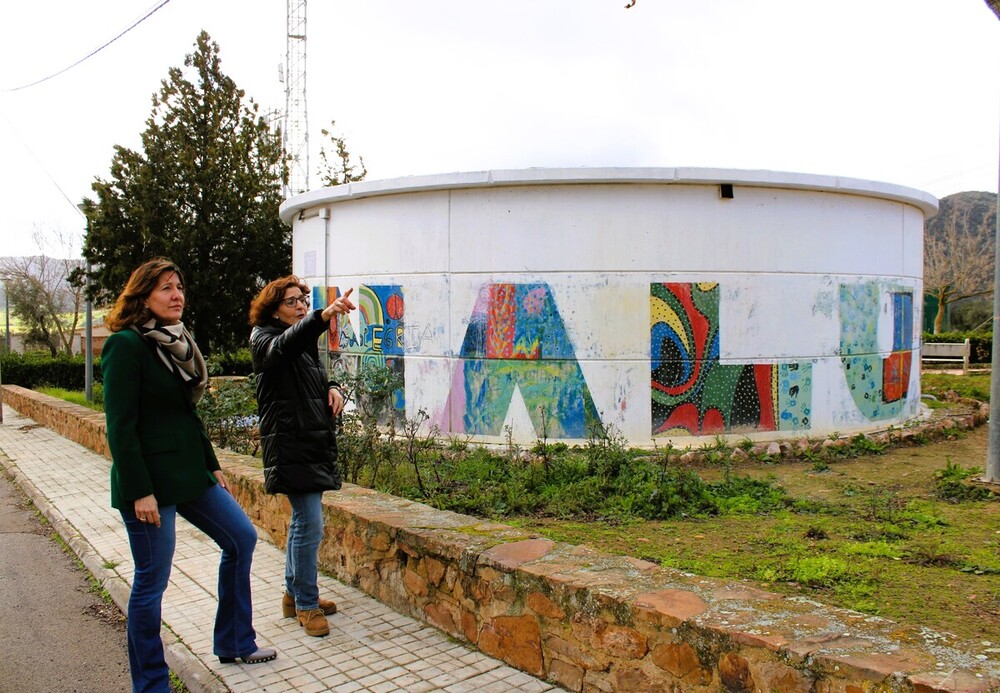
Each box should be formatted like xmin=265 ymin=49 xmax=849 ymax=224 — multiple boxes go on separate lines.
xmin=133 ymin=320 xmax=209 ymax=403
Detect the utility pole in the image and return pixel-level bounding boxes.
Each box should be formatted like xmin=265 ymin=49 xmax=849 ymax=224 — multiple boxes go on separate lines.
xmin=3 ymin=286 xmax=9 ymax=352
xmin=987 ymin=168 xmax=1000 ymax=483
xmin=985 ymin=0 xmax=1000 ymax=484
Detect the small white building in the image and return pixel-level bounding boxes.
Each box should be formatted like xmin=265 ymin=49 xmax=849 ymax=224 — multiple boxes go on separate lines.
xmin=280 ymin=168 xmax=936 ymax=447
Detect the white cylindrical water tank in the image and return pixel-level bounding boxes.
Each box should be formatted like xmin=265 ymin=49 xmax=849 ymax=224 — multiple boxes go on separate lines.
xmin=280 ymin=168 xmax=937 ymax=448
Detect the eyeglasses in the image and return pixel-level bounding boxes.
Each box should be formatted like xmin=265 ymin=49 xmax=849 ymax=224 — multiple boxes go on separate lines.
xmin=281 ymin=295 xmax=310 ymax=308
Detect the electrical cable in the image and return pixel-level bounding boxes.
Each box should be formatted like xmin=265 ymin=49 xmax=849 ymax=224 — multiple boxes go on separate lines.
xmin=3 ymin=0 xmax=173 ymax=93
xmin=0 ymin=106 xmax=86 ymax=218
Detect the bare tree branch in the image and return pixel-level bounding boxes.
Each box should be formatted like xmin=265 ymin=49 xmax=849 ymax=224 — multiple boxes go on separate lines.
xmin=0 ymin=229 xmax=84 ymax=356
xmin=924 ymin=214 xmax=994 ymax=334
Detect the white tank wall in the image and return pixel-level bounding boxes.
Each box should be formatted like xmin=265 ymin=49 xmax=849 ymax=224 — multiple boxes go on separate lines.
xmin=281 ymin=168 xmax=937 ymax=448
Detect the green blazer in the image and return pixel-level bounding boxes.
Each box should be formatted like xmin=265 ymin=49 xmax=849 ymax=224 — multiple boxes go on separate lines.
xmin=102 ymin=328 xmax=220 ymax=510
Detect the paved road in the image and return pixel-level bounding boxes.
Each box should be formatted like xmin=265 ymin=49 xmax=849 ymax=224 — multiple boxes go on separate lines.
xmin=0 ymin=467 xmax=132 ymax=693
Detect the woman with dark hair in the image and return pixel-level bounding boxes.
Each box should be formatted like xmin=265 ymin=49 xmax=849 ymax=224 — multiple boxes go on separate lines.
xmin=249 ymin=276 xmax=355 ymax=638
xmin=102 ymin=258 xmax=275 ymax=692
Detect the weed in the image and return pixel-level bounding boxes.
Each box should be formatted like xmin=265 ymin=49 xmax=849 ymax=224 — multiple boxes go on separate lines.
xmin=839 ymin=541 xmax=902 ymax=559
xmin=787 ymin=555 xmax=856 ymax=587
xmin=831 ymin=579 xmax=880 ymax=613
xmin=102 ymin=560 xmax=121 ymax=570
xmin=805 ymin=526 xmax=829 ymax=540
xmin=933 ymin=459 xmax=993 ymax=502
xmin=939 ymin=425 xmax=966 ymax=439
xmin=848 ymin=434 xmax=886 ymax=456
xmin=906 ymin=539 xmax=963 ymax=568
xmin=808 ymin=455 xmax=831 ymax=472
xmin=446 ymin=435 xmax=470 ymax=453
xmin=504 ymin=425 xmax=522 ymax=465
xmin=400 ymin=409 xmax=432 ymax=496
xmin=845 ymin=484 xmax=904 ymax=523
xmin=702 ymin=435 xmax=729 ymax=452
xmin=169 ymin=670 xmax=190 ymax=692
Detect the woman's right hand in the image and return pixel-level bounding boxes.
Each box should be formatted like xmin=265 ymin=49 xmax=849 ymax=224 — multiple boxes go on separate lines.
xmin=321 ymin=288 xmax=356 ymax=322
xmin=134 ymin=494 xmax=161 ymax=528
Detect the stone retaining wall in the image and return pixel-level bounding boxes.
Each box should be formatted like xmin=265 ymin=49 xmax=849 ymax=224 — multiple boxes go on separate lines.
xmin=3 ymin=384 xmax=997 ymax=692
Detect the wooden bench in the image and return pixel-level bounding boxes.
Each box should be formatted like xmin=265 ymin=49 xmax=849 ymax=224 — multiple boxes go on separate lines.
xmin=921 ymin=339 xmax=971 ymax=374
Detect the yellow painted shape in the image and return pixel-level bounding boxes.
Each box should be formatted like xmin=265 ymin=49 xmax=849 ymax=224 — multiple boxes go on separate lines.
xmin=650 ymin=295 xmax=690 ymax=354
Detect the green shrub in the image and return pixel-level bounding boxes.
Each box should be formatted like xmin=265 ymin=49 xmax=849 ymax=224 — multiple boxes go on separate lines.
xmin=923 ymin=330 xmax=991 ymax=364
xmin=206 ymin=348 xmax=254 ymax=376
xmin=933 ymin=460 xmax=993 ymax=502
xmin=196 ymin=376 xmax=259 ymax=456
xmin=0 ymin=351 xmax=98 ymax=390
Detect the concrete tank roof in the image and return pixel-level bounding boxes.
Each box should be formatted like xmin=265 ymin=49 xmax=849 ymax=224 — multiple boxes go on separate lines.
xmin=279 ymin=167 xmax=940 ymax=225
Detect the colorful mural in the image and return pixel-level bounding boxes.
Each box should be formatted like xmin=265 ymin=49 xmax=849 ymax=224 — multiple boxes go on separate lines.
xmin=650 ymin=282 xmax=812 ymax=436
xmin=839 ymin=283 xmax=913 ymax=420
xmin=446 ymin=283 xmax=601 ymax=439
xmin=313 ymin=284 xmax=405 ymax=412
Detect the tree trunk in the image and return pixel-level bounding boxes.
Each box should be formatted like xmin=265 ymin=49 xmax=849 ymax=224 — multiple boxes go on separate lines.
xmin=934 ymin=297 xmax=948 ymax=334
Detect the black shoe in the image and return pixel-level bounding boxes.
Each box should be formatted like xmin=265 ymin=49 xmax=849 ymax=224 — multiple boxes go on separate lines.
xmin=219 ymin=647 xmax=277 ymax=664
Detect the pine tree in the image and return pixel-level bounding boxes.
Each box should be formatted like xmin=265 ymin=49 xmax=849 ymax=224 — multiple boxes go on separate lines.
xmin=80 ymin=31 xmax=290 ymax=353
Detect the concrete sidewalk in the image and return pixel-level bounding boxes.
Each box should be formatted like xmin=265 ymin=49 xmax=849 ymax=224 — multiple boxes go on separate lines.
xmin=0 ymin=405 xmax=562 ymax=693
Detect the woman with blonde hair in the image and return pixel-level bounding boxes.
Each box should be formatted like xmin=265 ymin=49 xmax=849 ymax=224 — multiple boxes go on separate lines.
xmin=249 ymin=275 xmax=355 ymax=637
xmin=103 ymin=258 xmax=275 ymax=692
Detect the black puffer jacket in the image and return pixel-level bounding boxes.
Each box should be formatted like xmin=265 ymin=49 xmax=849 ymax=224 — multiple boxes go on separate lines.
xmin=250 ymin=311 xmax=342 ymax=495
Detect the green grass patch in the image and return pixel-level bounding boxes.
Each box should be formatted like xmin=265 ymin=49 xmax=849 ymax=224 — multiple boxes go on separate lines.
xmin=921 ymin=371 xmax=992 ymax=401
xmin=35 ymin=386 xmax=103 ymax=411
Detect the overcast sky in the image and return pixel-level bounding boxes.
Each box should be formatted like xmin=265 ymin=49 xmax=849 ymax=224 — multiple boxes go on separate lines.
xmin=1 ymin=0 xmax=998 ymax=259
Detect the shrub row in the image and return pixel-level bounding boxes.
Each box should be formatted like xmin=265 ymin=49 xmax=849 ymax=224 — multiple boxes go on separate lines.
xmin=0 ymin=348 xmax=254 ymax=389
xmin=0 ymin=352 xmax=96 ymax=390
xmin=206 ymin=348 xmax=254 ymax=376
xmin=923 ymin=331 xmax=992 ymax=364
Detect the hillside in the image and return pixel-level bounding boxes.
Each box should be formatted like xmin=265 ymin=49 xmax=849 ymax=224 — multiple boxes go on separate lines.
xmin=925 ymin=190 xmax=996 ymax=241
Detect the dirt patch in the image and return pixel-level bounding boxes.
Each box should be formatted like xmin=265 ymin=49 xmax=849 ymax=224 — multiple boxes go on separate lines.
xmin=515 ymin=411 xmax=1000 ymax=651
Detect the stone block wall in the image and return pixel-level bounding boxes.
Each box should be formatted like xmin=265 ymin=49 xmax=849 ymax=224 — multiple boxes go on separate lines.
xmin=2 ymin=385 xmax=110 ymax=458
xmin=4 ymin=384 xmax=997 ymax=692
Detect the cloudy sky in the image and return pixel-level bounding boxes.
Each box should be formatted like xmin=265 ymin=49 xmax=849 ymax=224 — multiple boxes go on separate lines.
xmin=1 ymin=0 xmax=998 ymax=258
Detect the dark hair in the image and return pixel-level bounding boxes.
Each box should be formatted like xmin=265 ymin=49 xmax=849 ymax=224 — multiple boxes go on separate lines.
xmin=249 ymin=275 xmax=309 ymax=327
xmin=105 ymin=258 xmax=185 ymax=332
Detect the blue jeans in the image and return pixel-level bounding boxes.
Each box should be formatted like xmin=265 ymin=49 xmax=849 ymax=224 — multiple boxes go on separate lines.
xmin=120 ymin=483 xmax=259 ymax=693
xmin=285 ymin=492 xmax=324 ymax=611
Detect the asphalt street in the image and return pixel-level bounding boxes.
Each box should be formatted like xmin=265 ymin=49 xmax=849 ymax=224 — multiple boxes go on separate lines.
xmin=0 ymin=468 xmax=132 ymax=693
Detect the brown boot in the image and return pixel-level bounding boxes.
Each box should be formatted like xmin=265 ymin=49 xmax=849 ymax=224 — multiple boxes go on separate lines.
xmin=297 ymin=608 xmax=330 ymax=637
xmin=282 ymin=593 xmax=337 ymax=618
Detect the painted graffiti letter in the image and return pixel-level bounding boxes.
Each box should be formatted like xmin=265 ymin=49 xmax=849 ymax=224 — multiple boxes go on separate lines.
xmin=650 ymin=282 xmax=812 ymax=436
xmin=446 ymin=283 xmax=601 ymax=439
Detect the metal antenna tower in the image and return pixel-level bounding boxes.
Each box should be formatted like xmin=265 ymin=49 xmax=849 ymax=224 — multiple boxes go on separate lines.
xmin=284 ymin=0 xmax=309 ymax=196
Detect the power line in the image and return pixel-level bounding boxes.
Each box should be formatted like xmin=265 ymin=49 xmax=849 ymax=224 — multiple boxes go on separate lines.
xmin=0 ymin=106 xmax=86 ymax=219
xmin=3 ymin=0 xmax=173 ymax=93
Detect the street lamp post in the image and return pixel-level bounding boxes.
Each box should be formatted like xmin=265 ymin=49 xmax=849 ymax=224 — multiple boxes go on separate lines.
xmin=84 ymin=260 xmax=93 ymax=402
xmin=76 ymin=203 xmax=94 ymax=403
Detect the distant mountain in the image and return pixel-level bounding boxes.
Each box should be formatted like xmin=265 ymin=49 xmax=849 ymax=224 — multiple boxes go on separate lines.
xmin=925 ymin=191 xmax=996 ymax=241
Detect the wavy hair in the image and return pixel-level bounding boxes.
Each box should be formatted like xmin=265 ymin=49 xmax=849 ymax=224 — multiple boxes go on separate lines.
xmin=249 ymin=275 xmax=309 ymax=327
xmin=104 ymin=258 xmax=186 ymax=333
